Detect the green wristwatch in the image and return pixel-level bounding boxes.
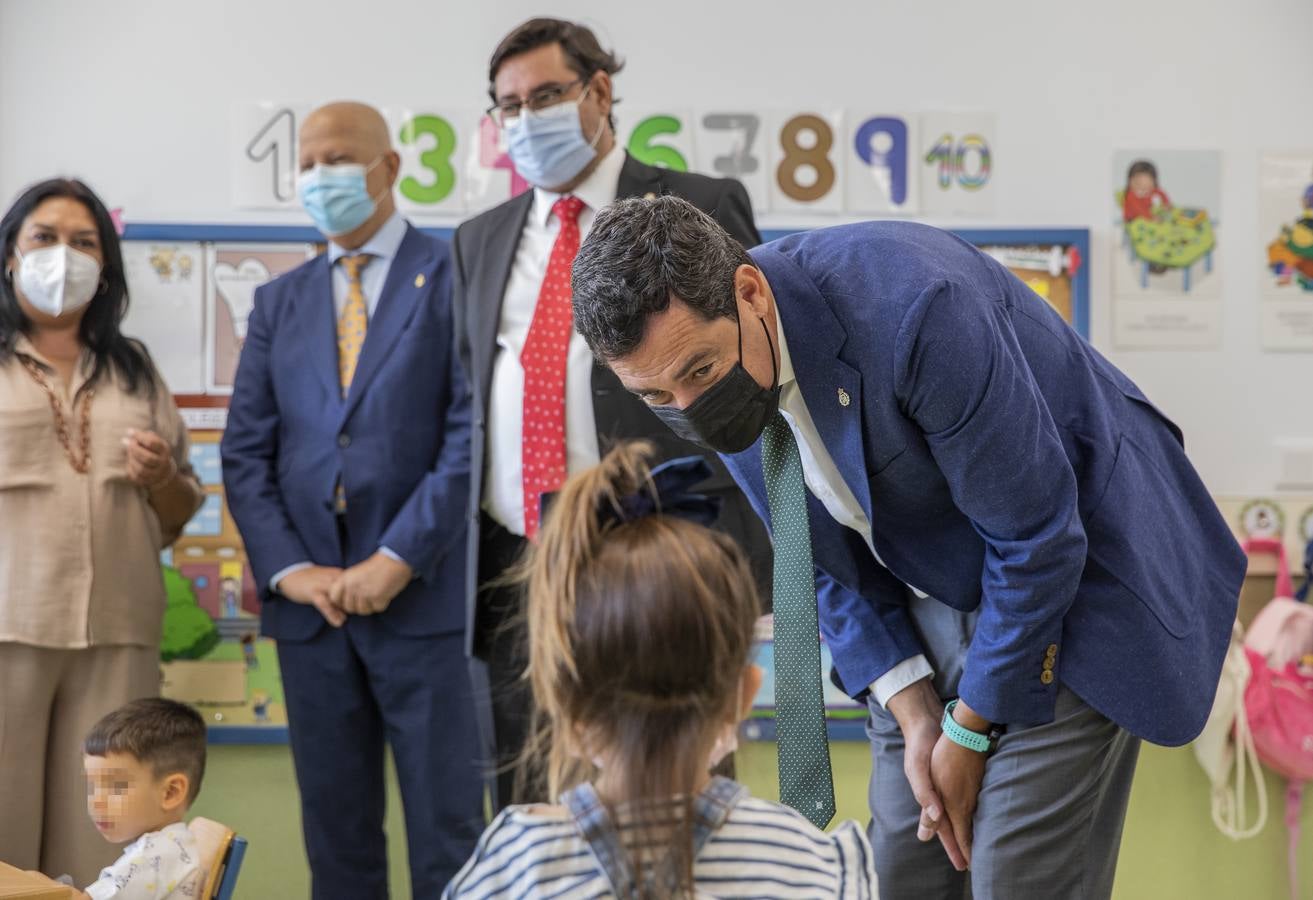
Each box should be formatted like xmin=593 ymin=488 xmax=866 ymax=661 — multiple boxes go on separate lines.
xmin=941 ymin=699 xmax=1000 ymax=754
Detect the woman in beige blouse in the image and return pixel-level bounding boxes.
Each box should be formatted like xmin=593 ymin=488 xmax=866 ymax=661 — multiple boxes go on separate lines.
xmin=0 ymin=178 xmax=204 ymax=885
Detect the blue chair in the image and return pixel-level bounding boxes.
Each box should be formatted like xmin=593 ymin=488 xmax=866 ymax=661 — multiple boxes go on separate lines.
xmin=190 ymin=818 xmax=246 ymax=899
xmin=213 ymin=835 xmax=247 ymax=900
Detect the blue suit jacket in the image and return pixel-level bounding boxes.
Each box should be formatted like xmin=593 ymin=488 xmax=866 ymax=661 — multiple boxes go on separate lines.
xmin=722 ymin=223 xmax=1244 ymax=746
xmin=220 ymin=225 xmax=470 ymax=641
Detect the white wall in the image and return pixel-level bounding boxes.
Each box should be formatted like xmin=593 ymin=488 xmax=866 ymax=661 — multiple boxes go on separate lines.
xmin=1 ymin=0 xmax=1309 ymax=493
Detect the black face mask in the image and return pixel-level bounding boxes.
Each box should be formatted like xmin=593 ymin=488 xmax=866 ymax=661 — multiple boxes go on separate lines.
xmin=651 ymin=314 xmax=780 ymax=455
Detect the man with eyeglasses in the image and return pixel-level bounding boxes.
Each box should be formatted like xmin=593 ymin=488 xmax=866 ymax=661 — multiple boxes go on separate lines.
xmin=451 ymin=16 xmax=769 ymax=809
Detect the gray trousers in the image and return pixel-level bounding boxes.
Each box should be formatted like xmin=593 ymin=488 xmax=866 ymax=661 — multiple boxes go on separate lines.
xmin=865 ymin=595 xmax=1141 ymax=900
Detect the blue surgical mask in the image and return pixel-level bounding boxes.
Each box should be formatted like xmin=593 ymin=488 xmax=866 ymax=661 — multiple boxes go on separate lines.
xmin=297 ymin=158 xmax=384 ymax=236
xmin=504 ymin=91 xmax=604 ymax=189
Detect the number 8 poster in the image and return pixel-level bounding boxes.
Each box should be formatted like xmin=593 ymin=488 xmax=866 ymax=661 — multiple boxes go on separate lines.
xmin=767 ymin=110 xmax=846 ymax=216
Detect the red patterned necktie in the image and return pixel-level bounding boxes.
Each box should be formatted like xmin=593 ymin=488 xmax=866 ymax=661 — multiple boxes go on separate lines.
xmin=521 ymin=195 xmax=586 ymax=539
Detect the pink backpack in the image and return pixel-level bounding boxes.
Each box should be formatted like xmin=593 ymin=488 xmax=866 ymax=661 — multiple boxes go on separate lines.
xmin=1242 ymin=537 xmax=1313 ymax=900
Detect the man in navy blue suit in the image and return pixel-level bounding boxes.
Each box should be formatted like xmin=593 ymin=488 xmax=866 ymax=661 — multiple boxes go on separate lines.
xmin=221 ymin=102 xmax=481 ymax=899
xmin=570 ymin=196 xmax=1246 ymax=899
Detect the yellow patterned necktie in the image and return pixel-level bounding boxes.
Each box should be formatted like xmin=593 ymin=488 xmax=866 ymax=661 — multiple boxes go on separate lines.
xmin=337 ymin=254 xmax=372 ymax=394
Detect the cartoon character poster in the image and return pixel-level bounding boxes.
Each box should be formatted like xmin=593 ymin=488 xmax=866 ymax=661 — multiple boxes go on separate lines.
xmin=1259 ymin=152 xmax=1313 ymax=351
xmin=121 ymin=242 xmax=206 ymax=393
xmin=1111 ymin=150 xmax=1222 ymax=349
xmin=160 ymin=425 xmax=289 ymax=738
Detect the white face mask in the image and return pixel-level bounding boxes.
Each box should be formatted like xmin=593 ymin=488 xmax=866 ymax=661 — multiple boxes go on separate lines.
xmin=13 ymin=244 xmax=102 ymax=317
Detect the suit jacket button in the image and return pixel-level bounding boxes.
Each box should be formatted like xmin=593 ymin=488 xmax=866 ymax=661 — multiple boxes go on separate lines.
xmin=1040 ymin=669 xmax=1055 ymax=685
xmin=338 ymin=434 xmax=351 ymax=448
xmin=1046 ymin=643 xmax=1058 ymax=658
xmin=1042 ymin=657 xmax=1055 ymax=671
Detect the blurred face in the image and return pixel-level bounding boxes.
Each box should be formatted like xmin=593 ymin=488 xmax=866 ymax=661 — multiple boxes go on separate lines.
xmin=6 ymin=196 xmax=103 ymax=327
xmin=1130 ymin=171 xmax=1156 ymax=198
xmin=84 ymin=752 xmax=188 ymax=844
xmin=609 ymin=265 xmax=779 ymax=411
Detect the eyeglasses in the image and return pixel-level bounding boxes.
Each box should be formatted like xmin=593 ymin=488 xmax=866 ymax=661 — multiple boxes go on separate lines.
xmin=487 ymin=76 xmax=590 ymax=127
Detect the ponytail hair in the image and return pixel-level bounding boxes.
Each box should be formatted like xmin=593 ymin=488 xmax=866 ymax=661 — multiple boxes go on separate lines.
xmin=521 ymin=441 xmax=761 ymax=897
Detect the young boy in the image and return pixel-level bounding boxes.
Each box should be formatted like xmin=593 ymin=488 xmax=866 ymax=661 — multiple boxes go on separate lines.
xmin=74 ymin=698 xmax=209 ymax=899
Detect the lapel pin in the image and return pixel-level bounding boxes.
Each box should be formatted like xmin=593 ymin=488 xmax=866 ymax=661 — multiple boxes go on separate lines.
xmin=414 ymin=273 xmax=426 ymax=288
xmin=837 ymin=387 xmax=851 ymax=407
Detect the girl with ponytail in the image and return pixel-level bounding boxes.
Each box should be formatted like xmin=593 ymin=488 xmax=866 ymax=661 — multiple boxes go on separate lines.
xmin=446 ymin=442 xmax=875 ymax=899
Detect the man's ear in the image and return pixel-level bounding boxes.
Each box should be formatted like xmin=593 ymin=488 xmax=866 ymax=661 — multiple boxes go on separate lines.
xmin=591 ymin=70 xmax=614 ymax=122
xmin=735 ymin=265 xmax=771 ymax=318
xmin=382 ymin=150 xmax=402 ymax=187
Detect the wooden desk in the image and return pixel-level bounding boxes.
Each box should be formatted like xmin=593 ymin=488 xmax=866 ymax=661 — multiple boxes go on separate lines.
xmin=0 ymin=863 xmax=73 ymax=899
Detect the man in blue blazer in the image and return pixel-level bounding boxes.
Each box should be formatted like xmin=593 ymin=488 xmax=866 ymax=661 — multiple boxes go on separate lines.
xmin=221 ymin=102 xmax=481 ymax=899
xmin=570 ymin=196 xmax=1246 ymax=899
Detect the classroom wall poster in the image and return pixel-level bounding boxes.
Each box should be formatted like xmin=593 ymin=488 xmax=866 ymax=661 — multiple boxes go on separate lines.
xmin=232 ymin=101 xmax=999 ymax=221
xmin=160 ymin=418 xmax=289 ymax=739
xmin=1111 ymin=150 xmax=1223 ymax=349
xmin=230 ymin=102 xmax=314 ymax=210
xmin=121 ymin=242 xmax=206 ymax=393
xmin=204 ymin=243 xmax=316 ymax=393
xmin=918 ymin=112 xmax=995 ymax=217
xmin=976 ymin=240 xmax=1083 ymax=328
xmin=1259 ymin=151 xmax=1313 ymax=351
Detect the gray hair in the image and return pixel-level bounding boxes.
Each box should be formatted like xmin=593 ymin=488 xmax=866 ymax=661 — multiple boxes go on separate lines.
xmin=571 ymin=196 xmax=751 ymax=361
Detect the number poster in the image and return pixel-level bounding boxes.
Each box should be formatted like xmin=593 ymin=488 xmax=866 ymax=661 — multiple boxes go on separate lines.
xmin=233 ymin=103 xmax=996 ymax=220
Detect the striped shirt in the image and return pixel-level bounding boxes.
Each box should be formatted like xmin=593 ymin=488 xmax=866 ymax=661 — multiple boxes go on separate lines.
xmin=445 ymin=787 xmax=876 ymax=899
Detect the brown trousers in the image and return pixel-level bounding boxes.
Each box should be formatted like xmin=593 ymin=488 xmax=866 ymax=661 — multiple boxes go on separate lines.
xmin=0 ymin=643 xmax=159 ymax=887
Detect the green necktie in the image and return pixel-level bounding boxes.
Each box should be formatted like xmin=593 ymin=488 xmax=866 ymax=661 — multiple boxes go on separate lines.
xmin=761 ymin=412 xmax=836 ymax=830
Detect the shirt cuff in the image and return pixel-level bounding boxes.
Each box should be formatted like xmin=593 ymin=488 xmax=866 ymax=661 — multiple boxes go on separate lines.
xmin=269 ymin=561 xmax=313 ymax=594
xmin=84 ymin=878 xmax=118 ymax=900
xmin=379 ymin=546 xmax=407 ymax=566
xmin=869 ymin=655 xmax=935 ymax=709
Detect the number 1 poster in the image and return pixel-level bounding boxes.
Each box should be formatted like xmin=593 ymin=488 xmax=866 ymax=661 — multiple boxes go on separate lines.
xmin=232 ymin=102 xmax=312 ymax=210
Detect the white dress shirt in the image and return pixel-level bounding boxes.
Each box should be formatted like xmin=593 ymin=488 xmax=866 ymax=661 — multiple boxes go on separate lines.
xmin=326 ymin=209 xmax=409 ymax=318
xmin=483 ymin=146 xmax=628 ymax=535
xmin=775 ymin=321 xmax=934 ymax=707
xmin=269 ymin=211 xmax=410 ymax=591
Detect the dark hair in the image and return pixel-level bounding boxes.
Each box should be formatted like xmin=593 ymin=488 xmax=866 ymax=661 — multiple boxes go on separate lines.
xmin=524 ymin=441 xmax=761 ymax=897
xmin=85 ymin=698 xmax=208 ymax=805
xmin=488 ymin=18 xmax=624 ymax=129
xmin=572 ymin=196 xmax=751 ymax=362
xmin=0 ymin=178 xmax=155 ymax=399
xmin=1126 ymin=159 xmax=1158 ymax=189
